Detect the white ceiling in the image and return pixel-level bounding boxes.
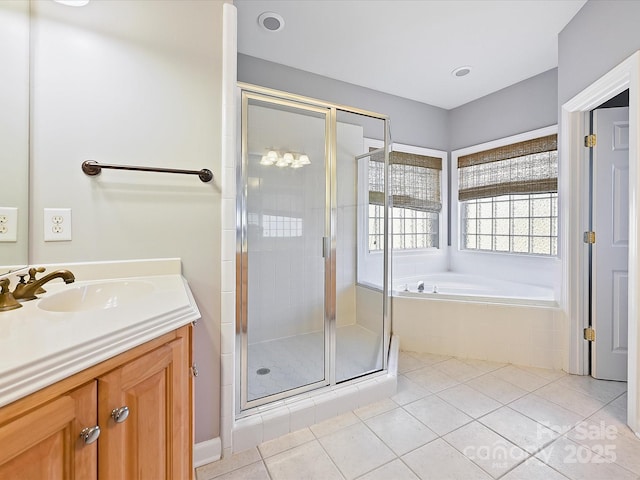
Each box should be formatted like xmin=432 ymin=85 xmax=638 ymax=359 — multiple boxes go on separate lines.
xmin=235 ymin=0 xmax=586 ymax=110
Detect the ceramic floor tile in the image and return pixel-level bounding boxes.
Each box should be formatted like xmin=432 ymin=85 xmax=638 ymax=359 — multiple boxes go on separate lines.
xmin=405 ymin=366 xmax=460 ymax=393
xmin=214 ymin=461 xmax=270 ymax=480
xmin=437 ymin=384 xmax=502 ymax=418
xmin=552 ymin=375 xmax=627 ymax=404
xmin=588 ymin=401 xmax=631 ymax=436
xmin=196 ymin=448 xmax=262 ymax=480
xmin=535 ymin=382 xmax=606 ymax=418
xmin=566 ymin=418 xmax=640 ymax=475
xmin=310 ymin=411 xmax=361 ymax=438
xmin=510 ymin=393 xmax=584 ymax=434
xmin=356 ymin=459 xmax=419 ymax=480
xmin=432 ymin=358 xmax=485 ymax=382
xmin=462 ymin=359 xmax=508 ymax=375
xmin=402 ymin=438 xmax=492 ymax=480
xmin=610 ymin=392 xmax=628 ymax=411
xmin=353 ymin=398 xmax=398 ymax=420
xmin=535 ymin=436 xmax=637 ymax=480
xmin=319 ymin=422 xmax=395 ymax=480
xmin=501 ymin=457 xmax=569 ymax=480
xmin=466 ymin=373 xmax=528 ymax=404
xmin=404 ymin=351 xmax=451 ymax=366
xmin=403 ymin=395 xmax=473 ymax=436
xmin=444 ymin=421 xmax=528 ymax=478
xmin=392 ymin=375 xmax=430 ymax=406
xmin=257 ymin=427 xmax=315 ymax=458
xmin=516 ymin=365 xmax=566 ymax=382
xmin=365 ymin=408 xmax=437 ymax=456
xmin=491 ymin=365 xmax=552 ymax=392
xmin=264 ymin=440 xmax=343 ymax=480
xmin=398 ymin=351 xmax=426 ymax=373
xmin=479 ymin=406 xmax=559 ymax=454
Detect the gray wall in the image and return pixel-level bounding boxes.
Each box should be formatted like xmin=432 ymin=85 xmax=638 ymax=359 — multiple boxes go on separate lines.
xmin=449 ymin=68 xmax=558 ymax=151
xmin=559 ymin=0 xmax=640 ymax=105
xmin=238 ymin=54 xmax=449 ymax=150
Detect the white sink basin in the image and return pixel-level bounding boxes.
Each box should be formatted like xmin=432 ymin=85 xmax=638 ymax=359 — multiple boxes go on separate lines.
xmin=38 ymin=281 xmax=155 ymax=313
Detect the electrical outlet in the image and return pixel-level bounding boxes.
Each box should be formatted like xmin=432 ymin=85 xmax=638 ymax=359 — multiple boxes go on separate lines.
xmin=0 ymin=207 xmax=18 ymax=242
xmin=44 ymin=208 xmax=72 ymax=241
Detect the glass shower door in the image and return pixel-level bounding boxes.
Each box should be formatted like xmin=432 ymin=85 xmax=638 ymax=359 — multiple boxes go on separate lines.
xmin=240 ymin=92 xmax=330 ymax=408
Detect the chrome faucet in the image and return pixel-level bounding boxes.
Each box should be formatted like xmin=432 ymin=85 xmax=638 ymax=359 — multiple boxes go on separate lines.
xmin=12 ymin=268 xmax=75 ymax=301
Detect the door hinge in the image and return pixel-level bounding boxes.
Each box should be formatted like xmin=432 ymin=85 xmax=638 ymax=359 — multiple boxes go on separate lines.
xmin=584 ymin=327 xmax=596 ymax=342
xmin=585 ymin=134 xmax=597 ymax=147
xmin=191 ymin=363 xmax=199 ymax=377
xmin=583 ymin=231 xmax=596 ymax=244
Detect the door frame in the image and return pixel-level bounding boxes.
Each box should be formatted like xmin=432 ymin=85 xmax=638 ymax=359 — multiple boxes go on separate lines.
xmin=561 ymin=50 xmax=640 ymax=434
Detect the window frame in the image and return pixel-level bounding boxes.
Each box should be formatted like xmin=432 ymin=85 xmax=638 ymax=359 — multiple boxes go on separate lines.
xmin=361 ymin=139 xmax=448 ymax=257
xmin=451 ymin=125 xmax=559 ymax=258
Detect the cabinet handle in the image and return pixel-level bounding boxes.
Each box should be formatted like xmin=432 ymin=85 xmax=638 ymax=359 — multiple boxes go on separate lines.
xmin=79 ymin=425 xmax=101 ymax=445
xmin=111 ymin=406 xmax=130 ymax=423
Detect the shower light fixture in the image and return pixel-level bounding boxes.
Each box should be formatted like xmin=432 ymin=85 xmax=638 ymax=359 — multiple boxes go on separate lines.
xmin=260 ymin=150 xmax=278 ymax=166
xmin=260 ymin=150 xmax=311 ymax=169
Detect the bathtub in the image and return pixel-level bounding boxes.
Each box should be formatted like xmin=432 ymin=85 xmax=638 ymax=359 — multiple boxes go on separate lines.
xmin=388 ymin=273 xmax=563 ymax=369
xmin=393 ymin=272 xmax=556 ymax=306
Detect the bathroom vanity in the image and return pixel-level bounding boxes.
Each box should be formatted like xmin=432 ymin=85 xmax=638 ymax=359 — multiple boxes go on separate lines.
xmin=0 ymin=259 xmax=200 ymax=479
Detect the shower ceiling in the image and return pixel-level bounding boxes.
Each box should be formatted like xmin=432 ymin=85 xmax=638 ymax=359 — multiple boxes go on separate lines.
xmin=235 ymin=0 xmax=586 ymax=110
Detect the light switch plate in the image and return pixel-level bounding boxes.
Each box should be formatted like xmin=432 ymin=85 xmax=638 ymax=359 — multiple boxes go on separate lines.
xmin=44 ymin=208 xmax=72 ymax=241
xmin=0 ymin=207 xmax=18 ymax=242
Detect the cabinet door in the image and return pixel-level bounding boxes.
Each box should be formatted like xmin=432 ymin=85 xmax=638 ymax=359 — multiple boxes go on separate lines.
xmin=98 ymin=333 xmax=190 ymax=479
xmin=0 ymin=382 xmax=97 ymax=480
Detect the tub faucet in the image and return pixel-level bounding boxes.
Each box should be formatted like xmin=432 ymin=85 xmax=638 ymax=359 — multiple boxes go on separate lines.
xmin=417 ymin=281 xmax=425 ymax=293
xmin=13 ymin=268 xmax=75 ymax=301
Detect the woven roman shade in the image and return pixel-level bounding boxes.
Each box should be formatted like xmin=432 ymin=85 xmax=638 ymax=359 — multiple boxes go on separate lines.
xmin=369 ymin=149 xmax=442 ymax=213
xmin=458 ymin=134 xmax=558 ymax=201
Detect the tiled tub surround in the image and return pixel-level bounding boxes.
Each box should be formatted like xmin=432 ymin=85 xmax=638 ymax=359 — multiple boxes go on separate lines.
xmin=393 ymin=295 xmax=563 ymax=370
xmin=198 ymin=351 xmax=640 ymax=480
xmin=0 ymin=258 xmax=200 ymax=407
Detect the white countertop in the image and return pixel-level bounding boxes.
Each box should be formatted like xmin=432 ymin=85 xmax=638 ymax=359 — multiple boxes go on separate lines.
xmin=0 ymin=258 xmax=201 ymax=408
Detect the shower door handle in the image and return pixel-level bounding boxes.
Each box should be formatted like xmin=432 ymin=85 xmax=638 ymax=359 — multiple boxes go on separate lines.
xmin=322 ymin=237 xmax=328 ymax=258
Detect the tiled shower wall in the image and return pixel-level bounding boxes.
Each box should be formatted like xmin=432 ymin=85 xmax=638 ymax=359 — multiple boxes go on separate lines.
xmin=245 ymin=105 xmax=364 ymax=344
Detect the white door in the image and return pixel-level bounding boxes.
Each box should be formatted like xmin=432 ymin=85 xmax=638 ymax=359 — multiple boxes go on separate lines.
xmin=591 ymin=106 xmax=629 ymax=381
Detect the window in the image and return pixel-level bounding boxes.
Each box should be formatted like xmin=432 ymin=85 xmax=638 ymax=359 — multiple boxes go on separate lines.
xmin=368 ymin=148 xmax=442 ymax=251
xmin=458 ymin=134 xmax=558 ymax=256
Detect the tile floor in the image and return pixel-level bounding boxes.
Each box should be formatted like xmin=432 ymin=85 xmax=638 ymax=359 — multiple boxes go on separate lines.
xmin=248 ymin=325 xmax=382 ymax=400
xmin=198 ymin=351 xmax=640 ymax=480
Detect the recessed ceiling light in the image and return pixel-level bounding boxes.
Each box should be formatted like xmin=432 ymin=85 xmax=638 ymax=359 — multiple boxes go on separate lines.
xmin=258 ymin=12 xmax=285 ymax=32
xmin=452 ymin=66 xmax=472 ymax=78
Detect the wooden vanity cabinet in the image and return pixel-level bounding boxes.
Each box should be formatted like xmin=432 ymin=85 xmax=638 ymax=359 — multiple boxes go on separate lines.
xmin=0 ymin=325 xmax=193 ymax=480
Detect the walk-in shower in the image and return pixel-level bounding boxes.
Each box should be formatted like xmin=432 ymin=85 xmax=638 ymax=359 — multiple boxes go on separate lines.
xmin=236 ymin=85 xmax=391 ymax=411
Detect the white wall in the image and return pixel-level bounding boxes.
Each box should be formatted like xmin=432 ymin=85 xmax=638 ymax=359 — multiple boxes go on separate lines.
xmin=29 ymin=0 xmax=224 ymax=444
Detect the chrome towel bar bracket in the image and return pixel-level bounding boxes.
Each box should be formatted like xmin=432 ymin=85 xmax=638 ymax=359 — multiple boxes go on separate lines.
xmin=82 ymin=160 xmax=213 ymax=183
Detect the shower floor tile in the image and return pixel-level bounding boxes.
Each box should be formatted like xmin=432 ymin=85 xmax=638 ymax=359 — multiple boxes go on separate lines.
xmin=247 ymin=324 xmax=381 ymax=402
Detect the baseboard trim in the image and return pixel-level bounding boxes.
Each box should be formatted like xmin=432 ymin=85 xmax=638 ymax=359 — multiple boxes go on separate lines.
xmin=194 ymin=437 xmax=222 ymax=468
